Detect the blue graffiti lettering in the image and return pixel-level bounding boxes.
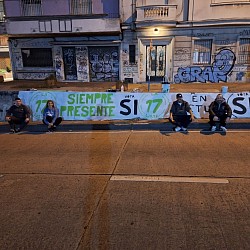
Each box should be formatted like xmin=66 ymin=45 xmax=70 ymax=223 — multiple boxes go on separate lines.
xmin=174 ymin=49 xmax=236 ymax=83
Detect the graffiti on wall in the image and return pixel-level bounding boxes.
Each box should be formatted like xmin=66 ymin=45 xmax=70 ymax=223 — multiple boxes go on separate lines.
xmin=0 ymin=92 xmax=18 ymax=121
xmin=174 ymin=48 xmax=191 ymax=62
xmin=17 ymin=72 xmax=52 ymax=80
xmin=76 ymin=47 xmax=89 ymax=82
xmin=55 ymin=47 xmax=64 ymax=81
xmin=88 ymin=46 xmax=119 ymax=82
xmin=121 ymin=47 xmax=138 ymax=78
xmin=174 ymin=49 xmax=236 ymax=83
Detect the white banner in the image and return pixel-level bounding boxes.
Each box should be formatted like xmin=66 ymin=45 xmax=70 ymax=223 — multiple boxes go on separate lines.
xmin=18 ymin=91 xmax=250 ymax=120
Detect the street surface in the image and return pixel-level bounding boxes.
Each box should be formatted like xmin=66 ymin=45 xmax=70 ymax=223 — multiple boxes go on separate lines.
xmin=0 ymin=130 xmax=249 ymax=249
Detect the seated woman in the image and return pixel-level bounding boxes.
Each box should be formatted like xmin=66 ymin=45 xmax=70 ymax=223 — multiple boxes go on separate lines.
xmin=43 ymin=100 xmax=62 ymax=132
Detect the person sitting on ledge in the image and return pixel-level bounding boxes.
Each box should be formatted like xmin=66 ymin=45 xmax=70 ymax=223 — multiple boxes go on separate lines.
xmin=43 ymin=100 xmax=62 ymax=132
xmin=169 ymin=93 xmax=195 ymax=132
xmin=5 ymin=97 xmax=30 ymax=133
xmin=208 ymin=94 xmax=232 ymax=132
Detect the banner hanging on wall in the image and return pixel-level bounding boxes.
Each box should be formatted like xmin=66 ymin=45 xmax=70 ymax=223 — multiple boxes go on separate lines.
xmin=18 ymin=91 xmax=250 ymax=121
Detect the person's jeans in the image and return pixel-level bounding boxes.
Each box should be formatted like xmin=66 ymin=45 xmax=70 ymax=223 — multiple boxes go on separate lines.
xmin=8 ymin=116 xmax=29 ymax=130
xmin=43 ymin=116 xmax=62 ymax=127
xmin=209 ymin=114 xmax=228 ymax=127
xmin=169 ymin=115 xmax=192 ymax=128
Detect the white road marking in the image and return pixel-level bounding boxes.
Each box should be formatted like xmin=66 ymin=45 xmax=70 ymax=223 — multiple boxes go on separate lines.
xmin=110 ymin=175 xmax=229 ymax=184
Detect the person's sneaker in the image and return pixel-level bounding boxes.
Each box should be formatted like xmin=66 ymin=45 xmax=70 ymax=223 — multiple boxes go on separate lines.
xmin=15 ymin=128 xmax=21 ymax=133
xmin=175 ymin=126 xmax=182 ymax=132
xmin=210 ymin=126 xmax=216 ymax=132
xmin=181 ymin=127 xmax=187 ymax=131
xmin=220 ymin=126 xmax=227 ymax=132
xmin=10 ymin=129 xmax=15 ymax=133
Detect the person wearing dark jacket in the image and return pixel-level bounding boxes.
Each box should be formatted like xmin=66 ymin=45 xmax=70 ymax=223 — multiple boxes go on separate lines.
xmin=5 ymin=97 xmax=30 ymax=133
xmin=169 ymin=93 xmax=195 ymax=131
xmin=209 ymin=94 xmax=232 ymax=132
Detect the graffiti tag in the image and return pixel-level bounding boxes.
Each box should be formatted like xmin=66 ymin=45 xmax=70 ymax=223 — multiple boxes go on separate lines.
xmin=174 ymin=49 xmax=236 ymax=83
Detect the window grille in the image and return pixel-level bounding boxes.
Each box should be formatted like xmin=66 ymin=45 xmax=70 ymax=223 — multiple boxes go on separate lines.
xmin=21 ymin=48 xmax=53 ymax=67
xmin=0 ymin=0 xmax=4 ymax=21
xmin=238 ymin=38 xmax=250 ymax=64
xmin=71 ymin=0 xmax=92 ymax=15
xmin=193 ymin=39 xmax=212 ymax=64
xmin=21 ymin=0 xmax=42 ymax=16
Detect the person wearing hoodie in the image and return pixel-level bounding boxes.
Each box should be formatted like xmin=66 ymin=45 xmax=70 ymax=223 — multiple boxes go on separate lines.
xmin=43 ymin=100 xmax=62 ymax=132
xmin=5 ymin=97 xmax=30 ymax=133
xmin=209 ymin=94 xmax=232 ymax=132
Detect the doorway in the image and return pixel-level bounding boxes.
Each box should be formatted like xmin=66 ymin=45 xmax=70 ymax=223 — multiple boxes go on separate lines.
xmin=146 ymin=45 xmax=166 ymax=81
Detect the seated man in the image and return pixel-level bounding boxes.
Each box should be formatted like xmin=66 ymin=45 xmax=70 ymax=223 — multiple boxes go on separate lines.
xmin=5 ymin=97 xmax=30 ymax=133
xmin=209 ymin=94 xmax=232 ymax=132
xmin=169 ymin=93 xmax=195 ymax=132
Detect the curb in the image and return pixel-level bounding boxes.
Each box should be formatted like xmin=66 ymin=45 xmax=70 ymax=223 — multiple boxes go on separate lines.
xmin=0 ymin=120 xmax=249 ymax=133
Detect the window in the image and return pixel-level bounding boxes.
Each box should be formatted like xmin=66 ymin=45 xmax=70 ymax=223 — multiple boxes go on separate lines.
xmin=129 ymin=45 xmax=136 ymax=64
xmin=71 ymin=0 xmax=92 ymax=15
xmin=193 ymin=40 xmax=212 ymax=64
xmin=21 ymin=0 xmax=42 ymax=16
xmin=0 ymin=0 xmax=4 ymax=21
xmin=238 ymin=38 xmax=250 ymax=64
xmin=22 ymin=48 xmax=53 ymax=67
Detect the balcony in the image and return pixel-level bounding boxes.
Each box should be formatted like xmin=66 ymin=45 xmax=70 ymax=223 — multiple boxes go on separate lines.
xmin=136 ymin=5 xmax=177 ymax=27
xmin=6 ymin=14 xmax=120 ymax=36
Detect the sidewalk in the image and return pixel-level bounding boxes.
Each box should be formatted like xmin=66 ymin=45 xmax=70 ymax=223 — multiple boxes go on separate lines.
xmin=0 ymin=118 xmax=249 ymax=133
xmin=1 ymin=79 xmax=250 ymax=93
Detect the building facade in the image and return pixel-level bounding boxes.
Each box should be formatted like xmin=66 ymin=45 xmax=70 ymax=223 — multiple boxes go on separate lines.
xmin=4 ymin=0 xmax=250 ymax=83
xmin=0 ymin=0 xmax=11 ymax=73
xmin=120 ymin=0 xmax=250 ymax=83
xmin=5 ymin=0 xmax=120 ymax=81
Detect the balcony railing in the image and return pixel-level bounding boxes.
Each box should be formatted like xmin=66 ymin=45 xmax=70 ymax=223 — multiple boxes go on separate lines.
xmin=136 ymin=5 xmax=177 ymax=22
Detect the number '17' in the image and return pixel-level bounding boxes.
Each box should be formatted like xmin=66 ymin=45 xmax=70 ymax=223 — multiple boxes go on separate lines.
xmin=146 ymin=99 xmax=163 ymax=113
xmin=36 ymin=100 xmax=48 ymax=112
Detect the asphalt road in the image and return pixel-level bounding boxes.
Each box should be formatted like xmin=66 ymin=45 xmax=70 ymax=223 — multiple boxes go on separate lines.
xmin=0 ymin=130 xmax=249 ymax=249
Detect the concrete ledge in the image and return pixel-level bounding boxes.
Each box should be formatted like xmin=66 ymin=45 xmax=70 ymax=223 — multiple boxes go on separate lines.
xmin=0 ymin=119 xmax=249 ymax=133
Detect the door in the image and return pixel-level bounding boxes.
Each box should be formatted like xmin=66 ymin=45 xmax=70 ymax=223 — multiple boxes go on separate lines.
xmin=146 ymin=45 xmax=166 ymax=81
xmin=62 ymin=47 xmax=77 ymax=80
